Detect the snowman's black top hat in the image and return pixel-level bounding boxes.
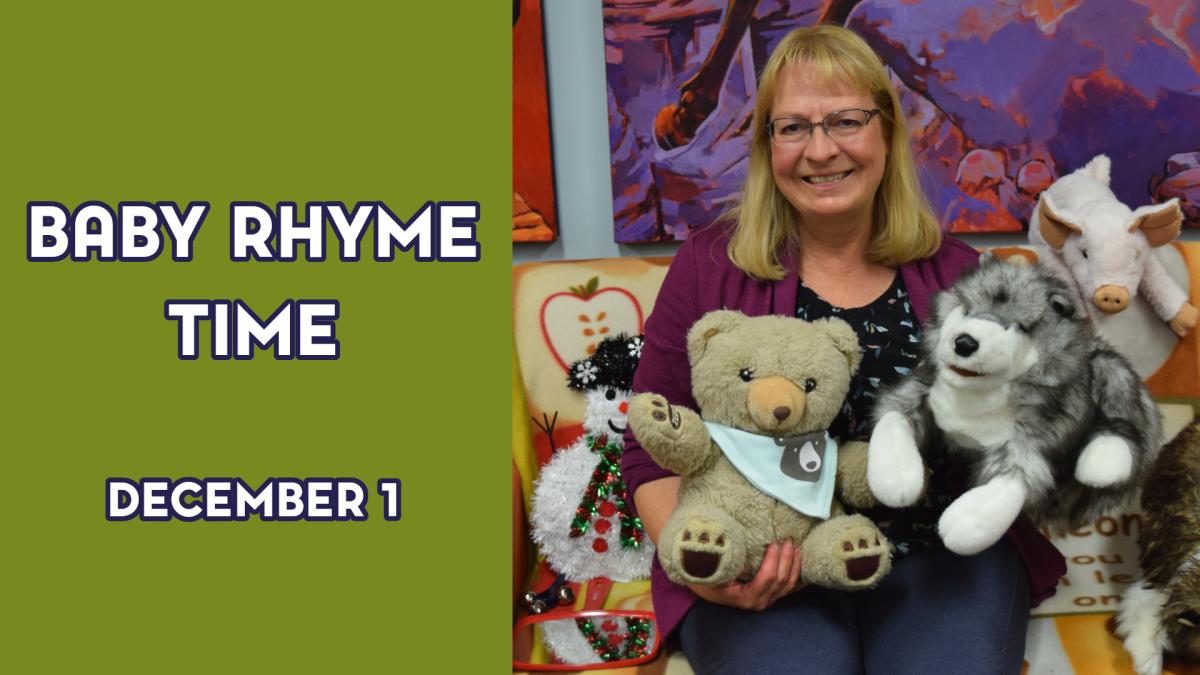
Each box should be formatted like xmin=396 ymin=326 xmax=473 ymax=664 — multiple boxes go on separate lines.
xmin=566 ymin=334 xmax=643 ymax=392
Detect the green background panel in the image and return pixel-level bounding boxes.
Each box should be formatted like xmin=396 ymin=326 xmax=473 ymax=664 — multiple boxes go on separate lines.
xmin=2 ymin=2 xmax=510 ymax=671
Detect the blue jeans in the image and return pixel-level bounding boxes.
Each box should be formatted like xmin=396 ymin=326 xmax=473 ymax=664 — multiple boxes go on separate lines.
xmin=678 ymin=538 xmax=1030 ymax=675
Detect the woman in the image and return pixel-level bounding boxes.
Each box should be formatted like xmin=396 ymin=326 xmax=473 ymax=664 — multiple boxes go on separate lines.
xmin=621 ymin=25 xmax=1066 ymax=674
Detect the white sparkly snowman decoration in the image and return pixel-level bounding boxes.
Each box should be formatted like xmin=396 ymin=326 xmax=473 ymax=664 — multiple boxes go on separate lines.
xmin=530 ymin=334 xmax=654 ymax=584
xmin=538 ymin=614 xmax=655 ymax=667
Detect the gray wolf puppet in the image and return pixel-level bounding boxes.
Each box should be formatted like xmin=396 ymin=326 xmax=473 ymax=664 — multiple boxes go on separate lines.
xmin=629 ymin=311 xmax=890 ymax=589
xmin=868 ymin=254 xmax=1160 ymax=555
xmin=1117 ymin=422 xmax=1200 ymax=675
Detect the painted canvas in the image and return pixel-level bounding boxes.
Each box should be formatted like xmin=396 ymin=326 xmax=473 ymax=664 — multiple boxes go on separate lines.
xmin=514 ymin=0 xmax=558 ymax=243
xmin=603 ymin=0 xmax=1200 ymax=242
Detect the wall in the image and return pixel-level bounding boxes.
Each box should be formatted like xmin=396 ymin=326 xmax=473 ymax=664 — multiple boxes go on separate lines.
xmin=513 ymin=2 xmax=1199 ymax=265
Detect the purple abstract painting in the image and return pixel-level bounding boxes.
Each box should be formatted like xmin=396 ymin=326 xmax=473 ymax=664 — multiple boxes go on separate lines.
xmin=603 ymin=0 xmax=1200 ymax=242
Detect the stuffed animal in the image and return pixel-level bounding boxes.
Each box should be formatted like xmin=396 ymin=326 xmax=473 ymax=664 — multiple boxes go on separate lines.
xmin=530 ymin=334 xmax=654 ymax=584
xmin=868 ymin=254 xmax=1161 ymax=555
xmin=1117 ymin=421 xmax=1200 ymax=675
xmin=1029 ymin=154 xmax=1198 ymax=338
xmin=628 ymin=311 xmax=890 ymax=589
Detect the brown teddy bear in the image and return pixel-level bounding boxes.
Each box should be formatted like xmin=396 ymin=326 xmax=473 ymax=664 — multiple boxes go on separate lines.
xmin=628 ymin=310 xmax=891 ymax=589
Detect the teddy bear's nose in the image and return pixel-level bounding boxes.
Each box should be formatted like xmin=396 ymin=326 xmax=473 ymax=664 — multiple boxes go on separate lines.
xmin=619 ymin=401 xmax=628 ymax=414
xmin=773 ymin=406 xmax=791 ymax=421
xmin=954 ymin=334 xmax=979 ymax=357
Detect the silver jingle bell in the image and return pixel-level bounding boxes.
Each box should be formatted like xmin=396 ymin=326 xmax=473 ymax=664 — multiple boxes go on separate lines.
xmin=557 ymin=585 xmax=575 ymax=605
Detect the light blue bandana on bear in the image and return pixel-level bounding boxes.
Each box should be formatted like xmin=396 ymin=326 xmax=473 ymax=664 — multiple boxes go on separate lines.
xmin=703 ymin=422 xmax=838 ymax=520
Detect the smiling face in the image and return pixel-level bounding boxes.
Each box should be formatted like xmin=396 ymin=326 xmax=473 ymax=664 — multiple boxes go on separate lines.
xmin=769 ymin=64 xmax=888 ymax=230
xmin=933 ymin=304 xmax=1040 ymax=389
xmin=929 ymin=256 xmax=1084 ymax=389
xmin=583 ymin=387 xmax=631 ymax=437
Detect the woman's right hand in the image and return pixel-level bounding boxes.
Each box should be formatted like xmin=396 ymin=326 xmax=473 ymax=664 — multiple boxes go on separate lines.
xmin=688 ymin=539 xmax=804 ymax=611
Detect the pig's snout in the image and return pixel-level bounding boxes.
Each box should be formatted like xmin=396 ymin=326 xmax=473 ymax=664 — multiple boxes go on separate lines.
xmin=1093 ymin=285 xmax=1129 ymax=314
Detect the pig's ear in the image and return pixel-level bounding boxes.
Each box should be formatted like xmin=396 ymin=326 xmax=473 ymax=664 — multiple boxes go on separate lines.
xmin=1037 ymin=193 xmax=1082 ymax=250
xmin=1130 ymin=199 xmax=1183 ymax=248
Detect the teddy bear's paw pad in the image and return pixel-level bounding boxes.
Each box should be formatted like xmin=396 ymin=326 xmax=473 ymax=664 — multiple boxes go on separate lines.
xmin=842 ymin=539 xmax=882 ymax=582
xmin=630 ymin=394 xmax=683 ymax=440
xmin=682 ymin=549 xmax=721 ymax=579
xmin=836 ymin=532 xmax=889 ymax=585
xmin=676 ymin=523 xmax=729 ymax=581
xmin=803 ymin=516 xmax=891 ymax=589
xmin=651 ymin=400 xmax=682 ymax=430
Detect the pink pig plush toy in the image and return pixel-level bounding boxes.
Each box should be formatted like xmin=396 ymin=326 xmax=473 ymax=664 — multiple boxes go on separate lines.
xmin=1030 ymin=155 xmax=1198 ymax=338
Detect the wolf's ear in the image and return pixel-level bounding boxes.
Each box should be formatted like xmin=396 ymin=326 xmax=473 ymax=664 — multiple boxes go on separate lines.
xmin=1049 ymin=291 xmax=1076 ymax=319
xmin=687 ymin=310 xmax=745 ymax=364
xmin=934 ymin=289 xmax=962 ymax=320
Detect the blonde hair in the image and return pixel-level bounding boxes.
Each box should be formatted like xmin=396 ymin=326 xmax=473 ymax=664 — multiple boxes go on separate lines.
xmin=726 ymin=25 xmax=942 ymax=280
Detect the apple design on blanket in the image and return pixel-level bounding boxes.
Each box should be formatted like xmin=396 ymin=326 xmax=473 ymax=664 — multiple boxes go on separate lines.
xmin=540 ymin=276 xmax=645 ymax=372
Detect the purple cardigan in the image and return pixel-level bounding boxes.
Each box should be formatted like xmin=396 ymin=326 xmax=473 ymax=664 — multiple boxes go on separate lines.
xmin=621 ymin=224 xmax=1067 ymax=644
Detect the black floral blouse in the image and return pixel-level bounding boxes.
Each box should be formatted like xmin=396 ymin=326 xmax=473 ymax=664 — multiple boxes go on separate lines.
xmin=795 ymin=273 xmax=948 ymax=555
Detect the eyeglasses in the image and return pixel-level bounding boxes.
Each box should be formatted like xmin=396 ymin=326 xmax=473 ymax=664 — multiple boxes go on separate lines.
xmin=766 ymin=108 xmax=881 ymax=144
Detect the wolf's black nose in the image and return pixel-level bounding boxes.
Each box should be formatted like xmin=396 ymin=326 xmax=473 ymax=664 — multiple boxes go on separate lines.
xmin=954 ymin=334 xmax=979 ymax=357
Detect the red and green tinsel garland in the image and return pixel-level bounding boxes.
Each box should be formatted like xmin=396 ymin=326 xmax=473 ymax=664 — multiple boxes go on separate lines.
xmin=568 ymin=434 xmax=644 ymax=550
xmin=575 ymin=616 xmax=653 ymax=662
